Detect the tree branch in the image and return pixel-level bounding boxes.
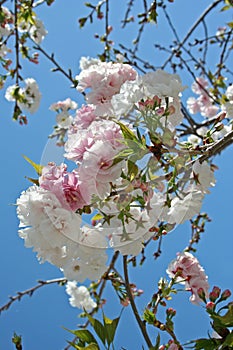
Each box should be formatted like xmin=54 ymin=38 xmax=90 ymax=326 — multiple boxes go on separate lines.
xmin=33 ymin=44 xmax=77 ymax=86
xmin=123 ymin=255 xmax=153 ymax=348
xmin=161 ymin=0 xmax=223 ymax=69
xmin=0 ymin=278 xmax=67 ymax=314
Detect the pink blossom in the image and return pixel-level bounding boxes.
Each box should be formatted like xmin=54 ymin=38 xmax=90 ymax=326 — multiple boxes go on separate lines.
xmin=65 ymin=120 xmax=124 ymax=163
xmin=78 ymin=140 xmax=123 ymax=203
xmin=39 ymin=162 xmax=86 ymax=211
xmin=76 ymin=60 xmax=137 ymax=115
xmin=70 ymin=104 xmax=97 ymax=132
xmin=187 ymin=78 xmax=219 ymax=118
xmin=167 ymin=252 xmax=209 ymax=304
xmin=191 ymin=77 xmax=209 ymax=94
xmin=50 ymin=98 xmax=77 ymax=112
xmin=187 ymin=97 xmax=200 ymax=114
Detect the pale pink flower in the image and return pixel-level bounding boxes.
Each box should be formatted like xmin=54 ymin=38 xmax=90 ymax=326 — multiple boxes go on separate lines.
xmin=187 ymin=77 xmax=219 ymax=118
xmin=76 ymin=60 xmax=137 ymax=115
xmin=16 ymin=185 xmax=82 ymax=267
xmin=226 ymin=84 xmax=233 ymax=100
xmin=70 ymin=104 xmax=97 ymax=132
xmin=65 ymin=120 xmax=123 ymax=163
xmin=142 ymin=69 xmax=186 ymax=98
xmin=78 ymin=140 xmax=123 ymax=203
xmin=191 ymin=77 xmax=209 ymax=94
xmin=187 ymin=97 xmax=200 ymax=114
xmin=192 ymin=161 xmax=215 ymax=193
xmin=167 ymin=252 xmax=209 ymax=304
xmin=39 ymin=162 xmax=87 ymax=211
xmin=50 ymin=98 xmax=77 ymax=112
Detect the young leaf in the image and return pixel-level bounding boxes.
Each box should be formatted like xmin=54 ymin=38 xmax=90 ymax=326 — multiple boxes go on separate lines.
xmin=188 ymin=338 xmax=221 ymax=350
xmin=211 ymin=303 xmax=233 ymax=328
xmin=66 ymin=329 xmax=98 ymax=345
xmin=115 ymin=121 xmax=138 ymax=141
xmin=149 ymin=333 xmax=160 ymax=350
xmin=87 ymin=314 xmax=106 ymax=346
xmin=67 ymin=341 xmax=99 ymax=350
xmin=103 ymin=315 xmax=120 ymax=346
xmin=25 ymin=176 xmax=39 ymax=185
xmin=23 ymin=155 xmax=43 ymax=176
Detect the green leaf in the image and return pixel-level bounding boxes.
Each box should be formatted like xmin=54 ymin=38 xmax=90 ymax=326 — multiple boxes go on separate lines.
xmin=67 ymin=341 xmax=99 ymax=350
xmin=103 ymin=315 xmax=120 ymax=346
xmin=115 ymin=121 xmax=138 ymax=141
xmin=87 ymin=314 xmax=106 ymax=346
xmin=143 ymin=309 xmax=156 ymax=325
xmin=12 ymin=333 xmax=22 ymax=350
xmin=91 ymin=213 xmax=104 ymax=221
xmin=222 ymin=332 xmax=233 ymax=347
xmin=127 ymin=160 xmax=138 ymax=180
xmin=191 ymin=338 xmax=220 ymax=350
xmin=25 ymin=176 xmax=39 ymax=185
xmin=149 ymin=333 xmax=160 ymax=350
xmin=211 ymin=303 xmax=233 ymax=328
xmin=227 ymin=21 xmax=233 ymax=28
xmin=115 ymin=148 xmax=135 ymax=159
xmin=66 ymin=329 xmax=98 ymax=345
xmin=23 ymin=155 xmax=43 ymax=176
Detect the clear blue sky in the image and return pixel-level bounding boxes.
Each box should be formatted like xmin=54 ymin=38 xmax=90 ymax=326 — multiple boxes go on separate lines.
xmin=0 ymin=1 xmax=232 ymax=349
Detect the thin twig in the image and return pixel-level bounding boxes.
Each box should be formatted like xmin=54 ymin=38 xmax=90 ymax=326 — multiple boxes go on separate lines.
xmin=161 ymin=0 xmax=223 ymax=69
xmin=121 ymin=0 xmax=135 ymax=28
xmin=0 ymin=278 xmax=67 ymax=314
xmin=33 ymin=44 xmax=77 ymax=86
xmin=123 ymin=255 xmax=153 ymax=348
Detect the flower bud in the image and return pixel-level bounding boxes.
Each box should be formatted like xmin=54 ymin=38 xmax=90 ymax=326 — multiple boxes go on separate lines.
xmin=206 ymin=301 xmax=215 ymax=312
xmin=209 ymin=286 xmax=221 ymax=302
xmin=166 ymin=307 xmax=176 ymax=317
xmin=220 ymin=289 xmax=231 ymax=301
xmin=197 ymin=287 xmax=207 ymax=303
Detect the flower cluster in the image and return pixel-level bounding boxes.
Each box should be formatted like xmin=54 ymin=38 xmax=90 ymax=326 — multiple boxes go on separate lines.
xmin=5 ymin=78 xmax=41 ymax=114
xmin=166 ymin=252 xmax=209 ymax=304
xmin=17 ymin=58 xmax=217 ymax=284
xmin=187 ymin=77 xmax=219 ymax=118
xmin=65 ymin=281 xmax=97 ymax=311
xmin=221 ymin=84 xmax=233 ymax=119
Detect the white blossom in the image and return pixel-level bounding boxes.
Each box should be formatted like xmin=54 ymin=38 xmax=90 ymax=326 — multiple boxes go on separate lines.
xmin=192 ymin=161 xmax=215 ymax=193
xmin=66 ymin=281 xmax=97 ymax=311
xmin=29 ymin=18 xmax=47 ymax=44
xmin=168 ymin=190 xmax=204 ymax=224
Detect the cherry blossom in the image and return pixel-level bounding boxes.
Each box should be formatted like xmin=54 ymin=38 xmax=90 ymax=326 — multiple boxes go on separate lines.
xmin=167 ymin=252 xmax=209 ymax=304
xmin=66 ymin=282 xmax=97 ymax=311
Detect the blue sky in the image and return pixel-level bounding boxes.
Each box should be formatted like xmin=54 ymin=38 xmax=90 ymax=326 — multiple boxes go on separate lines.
xmin=0 ymin=1 xmax=233 ymax=349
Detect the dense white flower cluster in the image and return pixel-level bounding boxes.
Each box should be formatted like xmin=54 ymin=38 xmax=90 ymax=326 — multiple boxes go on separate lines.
xmin=17 ymin=57 xmax=217 ymax=283
xmin=65 ymin=281 xmax=97 ymax=311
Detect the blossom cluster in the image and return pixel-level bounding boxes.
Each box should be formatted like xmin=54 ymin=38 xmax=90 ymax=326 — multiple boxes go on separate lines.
xmin=1 ymin=4 xmax=46 ymax=99
xmin=65 ymin=281 xmax=97 ymax=311
xmin=187 ymin=77 xmax=219 ymax=118
xmin=17 ymin=57 xmax=217 ymax=286
xmin=167 ymin=251 xmax=209 ymax=304
xmin=5 ymin=78 xmax=41 ymax=114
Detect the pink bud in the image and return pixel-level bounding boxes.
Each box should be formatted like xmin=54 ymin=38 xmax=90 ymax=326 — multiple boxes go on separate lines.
xmin=206 ymin=301 xmax=215 ymax=312
xmin=209 ymin=286 xmax=221 ymax=302
xmin=166 ymin=308 xmax=176 ymax=317
xmin=220 ymin=289 xmax=231 ymax=301
xmin=197 ymin=287 xmax=207 ymax=303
